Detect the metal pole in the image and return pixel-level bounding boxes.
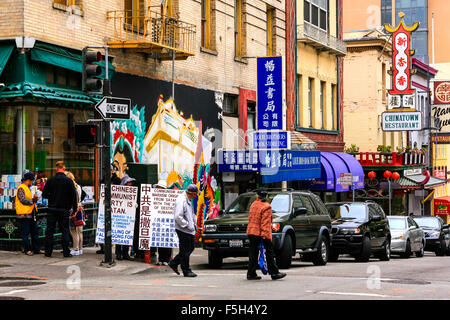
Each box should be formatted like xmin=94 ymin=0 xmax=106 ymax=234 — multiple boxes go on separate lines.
xmin=172 ymin=49 xmax=175 ymax=100
xmin=389 ymin=179 xmax=392 ymax=215
xmin=426 ymin=56 xmax=431 ymax=173
xmin=103 ymin=46 xmax=113 ymax=266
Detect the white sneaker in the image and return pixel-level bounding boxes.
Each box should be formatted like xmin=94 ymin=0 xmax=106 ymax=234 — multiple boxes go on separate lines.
xmin=78 ymin=250 xmax=83 ymax=255
xmin=70 ymin=250 xmax=79 ymax=256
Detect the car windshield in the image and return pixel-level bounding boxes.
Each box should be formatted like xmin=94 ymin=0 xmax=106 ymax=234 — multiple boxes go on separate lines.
xmin=388 ymin=218 xmax=406 ymax=230
xmin=227 ymin=193 xmax=290 ymax=214
xmin=414 ymin=217 xmax=440 ymax=229
xmin=327 ymin=204 xmax=367 ymax=220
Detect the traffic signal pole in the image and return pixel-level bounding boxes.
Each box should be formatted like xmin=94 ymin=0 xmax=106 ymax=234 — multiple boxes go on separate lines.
xmin=84 ymin=45 xmax=114 ymax=267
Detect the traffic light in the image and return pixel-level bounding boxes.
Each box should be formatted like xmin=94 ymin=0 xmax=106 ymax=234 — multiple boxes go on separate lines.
xmin=75 ymin=123 xmax=98 ymax=147
xmin=82 ymin=48 xmax=103 ymax=94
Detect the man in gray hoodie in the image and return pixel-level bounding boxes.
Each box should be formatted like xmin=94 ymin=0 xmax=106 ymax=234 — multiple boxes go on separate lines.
xmin=168 ymin=184 xmax=199 ymax=277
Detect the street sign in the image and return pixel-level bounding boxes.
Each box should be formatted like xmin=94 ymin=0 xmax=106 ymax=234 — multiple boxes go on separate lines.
xmin=382 ymin=111 xmax=422 ymax=131
xmin=251 ymin=130 xmax=291 ymax=149
xmin=257 ymin=56 xmax=286 ymax=131
xmin=95 ymin=96 xmax=131 ymax=120
xmin=339 ymin=173 xmax=353 ymax=188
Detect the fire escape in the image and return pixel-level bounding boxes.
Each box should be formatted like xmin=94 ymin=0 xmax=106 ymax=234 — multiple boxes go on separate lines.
xmin=107 ymin=1 xmax=196 ymax=60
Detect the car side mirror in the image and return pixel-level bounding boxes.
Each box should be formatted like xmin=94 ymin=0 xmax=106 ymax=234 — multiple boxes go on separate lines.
xmin=372 ymin=215 xmax=382 ymax=222
xmin=292 ymin=208 xmax=307 ymax=217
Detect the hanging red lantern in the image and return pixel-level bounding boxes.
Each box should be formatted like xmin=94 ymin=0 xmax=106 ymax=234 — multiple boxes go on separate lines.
xmin=384 ymin=170 xmax=392 ymax=179
xmin=392 ymin=172 xmax=400 ymax=180
xmin=368 ymin=171 xmax=376 ymax=180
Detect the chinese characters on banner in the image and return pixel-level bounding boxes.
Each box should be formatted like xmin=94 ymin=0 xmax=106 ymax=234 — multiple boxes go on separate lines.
xmin=385 ymin=15 xmax=419 ymax=110
xmin=257 ymin=56 xmax=285 ymax=130
xmin=218 ymin=150 xmax=260 ymax=172
xmin=95 ymin=184 xmax=138 ymax=245
xmin=138 ymin=185 xmax=185 ymax=250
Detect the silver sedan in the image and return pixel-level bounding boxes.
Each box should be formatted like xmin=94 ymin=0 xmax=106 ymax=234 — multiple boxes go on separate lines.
xmin=387 ymin=216 xmax=426 ymax=258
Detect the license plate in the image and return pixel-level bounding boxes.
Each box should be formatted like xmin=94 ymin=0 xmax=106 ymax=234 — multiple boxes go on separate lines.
xmin=229 ymin=240 xmax=243 ymax=247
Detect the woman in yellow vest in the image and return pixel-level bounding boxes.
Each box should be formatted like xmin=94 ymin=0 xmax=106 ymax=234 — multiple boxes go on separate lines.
xmin=15 ymin=172 xmax=44 ymax=256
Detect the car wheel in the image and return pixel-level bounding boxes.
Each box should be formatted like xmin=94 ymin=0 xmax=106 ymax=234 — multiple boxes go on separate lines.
xmin=415 ymin=240 xmax=425 ymax=258
xmin=379 ymin=239 xmax=391 ymax=261
xmin=208 ymin=250 xmax=223 ymax=269
xmin=435 ymin=238 xmax=447 ymax=256
xmin=355 ymin=236 xmax=371 ymax=262
xmin=400 ymin=240 xmax=412 ymax=259
xmin=312 ymin=236 xmax=329 ymax=266
xmin=328 ymin=249 xmax=339 ymax=262
xmin=276 ymin=234 xmax=293 ymax=269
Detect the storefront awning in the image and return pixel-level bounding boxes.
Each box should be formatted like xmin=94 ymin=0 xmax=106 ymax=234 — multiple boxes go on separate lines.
xmin=397 ymin=174 xmax=446 ymax=190
xmin=0 ymin=43 xmax=14 ymax=77
xmin=30 ymin=42 xmax=115 ymax=79
xmin=0 ymin=81 xmax=102 ymax=106
xmin=304 ymin=152 xmax=365 ymax=192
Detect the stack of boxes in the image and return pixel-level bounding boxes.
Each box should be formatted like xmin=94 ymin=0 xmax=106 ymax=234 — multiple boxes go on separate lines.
xmin=0 ymin=175 xmax=21 ymax=209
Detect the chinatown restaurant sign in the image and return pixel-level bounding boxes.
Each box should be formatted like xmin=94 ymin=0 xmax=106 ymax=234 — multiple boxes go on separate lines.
xmin=432 ymin=81 xmax=450 ymax=133
xmin=383 ymin=13 xmax=421 ymax=131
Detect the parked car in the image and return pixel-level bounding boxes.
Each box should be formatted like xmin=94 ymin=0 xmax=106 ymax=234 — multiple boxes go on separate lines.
xmin=326 ymin=202 xmax=391 ymax=262
xmin=412 ymin=216 xmax=450 ymax=256
xmin=387 ymin=216 xmax=425 ymax=258
xmin=202 ymin=189 xmax=332 ymax=269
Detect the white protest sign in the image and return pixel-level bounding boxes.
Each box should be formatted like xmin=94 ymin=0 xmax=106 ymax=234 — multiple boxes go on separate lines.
xmin=95 ymin=184 xmax=138 ymax=246
xmin=139 ymin=185 xmax=185 ymax=250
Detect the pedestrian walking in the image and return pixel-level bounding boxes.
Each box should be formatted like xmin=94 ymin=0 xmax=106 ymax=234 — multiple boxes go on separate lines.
xmin=15 ymin=172 xmax=44 ymax=256
xmin=42 ymin=161 xmax=78 ymax=258
xmin=154 ymin=180 xmax=172 ymax=266
xmin=115 ymin=174 xmax=136 ymax=261
xmin=246 ymin=190 xmax=286 ymax=281
xmin=168 ymin=184 xmax=199 ymax=277
xmin=65 ymin=171 xmax=85 ymax=256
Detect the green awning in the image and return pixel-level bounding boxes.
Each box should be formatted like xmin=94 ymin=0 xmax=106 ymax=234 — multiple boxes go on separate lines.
xmin=30 ymin=42 xmax=115 ymax=79
xmin=0 ymin=81 xmax=102 ymax=107
xmin=0 ymin=43 xmax=14 ymax=77
xmin=397 ymin=174 xmax=446 ymax=190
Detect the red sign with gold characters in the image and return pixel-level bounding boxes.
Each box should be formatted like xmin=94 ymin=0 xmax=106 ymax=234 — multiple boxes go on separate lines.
xmin=385 ymin=13 xmax=419 ymax=97
xmin=434 ymin=81 xmax=450 ymax=105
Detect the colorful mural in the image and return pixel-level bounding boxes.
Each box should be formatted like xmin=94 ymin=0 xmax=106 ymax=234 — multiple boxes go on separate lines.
xmin=110 ymin=79 xmax=222 ymax=240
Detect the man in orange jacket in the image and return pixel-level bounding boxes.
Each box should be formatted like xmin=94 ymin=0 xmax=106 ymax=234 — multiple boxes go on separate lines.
xmin=246 ymin=190 xmax=286 ymax=280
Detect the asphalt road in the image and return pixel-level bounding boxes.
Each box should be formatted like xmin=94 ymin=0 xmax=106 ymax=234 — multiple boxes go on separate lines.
xmin=0 ymin=246 xmax=449 ymax=300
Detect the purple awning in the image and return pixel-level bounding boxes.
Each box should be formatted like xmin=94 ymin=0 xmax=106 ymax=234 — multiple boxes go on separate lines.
xmin=304 ymin=152 xmax=364 ymax=192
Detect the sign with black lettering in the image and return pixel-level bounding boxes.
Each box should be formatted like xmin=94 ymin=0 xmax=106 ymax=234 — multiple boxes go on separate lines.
xmin=95 ymin=96 xmax=131 ymax=120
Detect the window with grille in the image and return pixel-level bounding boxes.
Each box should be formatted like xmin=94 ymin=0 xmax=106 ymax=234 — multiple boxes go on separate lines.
xmin=304 ymin=0 xmax=328 ymax=31
xmin=223 ymin=94 xmax=239 ymax=116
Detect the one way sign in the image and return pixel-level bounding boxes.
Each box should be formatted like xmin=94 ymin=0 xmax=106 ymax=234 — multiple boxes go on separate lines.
xmin=95 ymin=97 xmax=131 ymax=120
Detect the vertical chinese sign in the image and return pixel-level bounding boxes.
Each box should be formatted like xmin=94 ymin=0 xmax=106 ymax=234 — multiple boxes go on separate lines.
xmin=382 ymin=12 xmax=422 ymax=131
xmin=257 ymin=56 xmax=286 ymax=131
xmin=385 ymin=13 xmax=419 ymax=110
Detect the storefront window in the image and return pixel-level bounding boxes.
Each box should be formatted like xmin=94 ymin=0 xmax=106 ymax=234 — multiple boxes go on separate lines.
xmin=23 ymin=105 xmax=95 ymax=186
xmin=0 ymin=107 xmax=18 ymax=175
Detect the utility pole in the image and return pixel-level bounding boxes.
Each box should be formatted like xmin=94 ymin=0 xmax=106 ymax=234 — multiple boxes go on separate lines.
xmin=84 ymin=45 xmax=114 ymax=266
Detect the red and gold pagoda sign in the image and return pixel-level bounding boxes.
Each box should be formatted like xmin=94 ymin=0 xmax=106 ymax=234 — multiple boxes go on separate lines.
xmin=385 ymin=13 xmax=420 ymax=110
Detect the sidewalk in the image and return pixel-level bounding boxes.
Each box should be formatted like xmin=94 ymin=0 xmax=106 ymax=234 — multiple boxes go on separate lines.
xmin=0 ymin=246 xmax=177 ymax=281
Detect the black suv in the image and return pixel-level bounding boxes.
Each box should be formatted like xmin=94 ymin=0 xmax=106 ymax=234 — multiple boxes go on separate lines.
xmin=202 ymin=190 xmax=332 ymax=269
xmin=413 ymin=216 xmax=450 ymax=256
xmin=326 ymin=202 xmax=391 ymax=262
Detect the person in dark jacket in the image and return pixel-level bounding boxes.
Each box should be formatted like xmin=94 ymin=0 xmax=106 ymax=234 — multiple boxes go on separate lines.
xmin=42 ymin=161 xmax=77 ymax=258
xmin=246 ymin=190 xmax=286 ymax=281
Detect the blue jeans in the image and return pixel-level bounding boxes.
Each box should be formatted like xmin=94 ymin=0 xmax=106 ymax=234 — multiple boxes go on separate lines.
xmin=20 ymin=218 xmax=41 ymax=253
